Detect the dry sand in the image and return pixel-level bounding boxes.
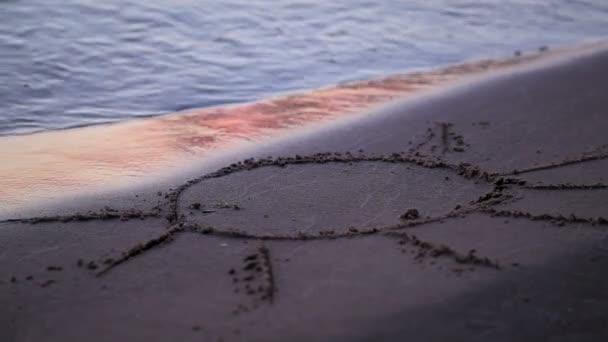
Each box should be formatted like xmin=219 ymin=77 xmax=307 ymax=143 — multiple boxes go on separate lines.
xmin=2 ymin=45 xmax=608 ymax=341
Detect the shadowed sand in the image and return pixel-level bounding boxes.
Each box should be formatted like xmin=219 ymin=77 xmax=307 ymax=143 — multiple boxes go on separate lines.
xmin=2 ymin=42 xmax=608 ymax=341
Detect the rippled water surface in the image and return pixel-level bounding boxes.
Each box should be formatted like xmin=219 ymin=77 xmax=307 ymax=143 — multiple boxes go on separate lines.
xmin=1 ymin=0 xmax=607 ymax=135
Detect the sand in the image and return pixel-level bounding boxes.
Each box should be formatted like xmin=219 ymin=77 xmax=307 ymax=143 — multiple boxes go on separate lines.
xmin=2 ymin=45 xmax=608 ymax=341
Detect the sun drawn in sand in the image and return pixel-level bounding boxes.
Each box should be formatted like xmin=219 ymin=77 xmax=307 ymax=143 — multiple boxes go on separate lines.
xmin=3 ymin=122 xmax=608 ymax=313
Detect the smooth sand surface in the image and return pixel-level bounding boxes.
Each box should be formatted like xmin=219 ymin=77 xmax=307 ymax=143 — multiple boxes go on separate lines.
xmin=2 ymin=46 xmax=608 ymax=341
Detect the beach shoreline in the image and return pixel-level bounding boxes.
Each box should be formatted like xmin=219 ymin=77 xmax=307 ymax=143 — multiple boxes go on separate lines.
xmin=2 ymin=39 xmax=607 ymax=216
xmin=2 ymin=40 xmax=608 ymax=341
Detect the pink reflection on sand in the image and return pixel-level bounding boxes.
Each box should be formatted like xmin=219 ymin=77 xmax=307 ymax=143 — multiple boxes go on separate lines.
xmin=0 ymin=53 xmax=541 ymax=209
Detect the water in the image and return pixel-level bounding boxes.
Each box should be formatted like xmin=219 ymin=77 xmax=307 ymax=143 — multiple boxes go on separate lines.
xmin=1 ymin=0 xmax=607 ymax=135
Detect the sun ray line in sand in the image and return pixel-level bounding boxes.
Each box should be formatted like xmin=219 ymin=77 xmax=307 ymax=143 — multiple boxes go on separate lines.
xmin=407 ymin=121 xmax=469 ymax=156
xmin=522 ymin=183 xmax=608 ymax=190
xmin=96 ymin=224 xmax=185 ymax=277
xmin=501 ymin=146 xmax=608 ymax=176
xmin=0 ymin=209 xmax=161 ymax=225
xmin=408 ymin=126 xmax=435 ymax=154
xmin=439 ymin=122 xmax=451 ymax=154
xmin=384 ymin=231 xmax=501 ymax=269
xmin=228 ymin=245 xmax=277 ymax=314
xmin=479 ymin=208 xmax=608 ymax=227
xmin=258 ymin=246 xmax=275 ymax=303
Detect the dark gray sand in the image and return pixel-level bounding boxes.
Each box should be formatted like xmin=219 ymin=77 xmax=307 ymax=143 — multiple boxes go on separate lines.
xmin=3 ymin=48 xmax=608 ymax=341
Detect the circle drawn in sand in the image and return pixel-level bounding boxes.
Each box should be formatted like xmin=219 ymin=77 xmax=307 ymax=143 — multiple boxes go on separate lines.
xmin=181 ymin=161 xmax=492 ymax=236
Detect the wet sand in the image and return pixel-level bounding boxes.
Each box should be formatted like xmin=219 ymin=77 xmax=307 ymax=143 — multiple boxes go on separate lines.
xmin=2 ymin=44 xmax=608 ymax=341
